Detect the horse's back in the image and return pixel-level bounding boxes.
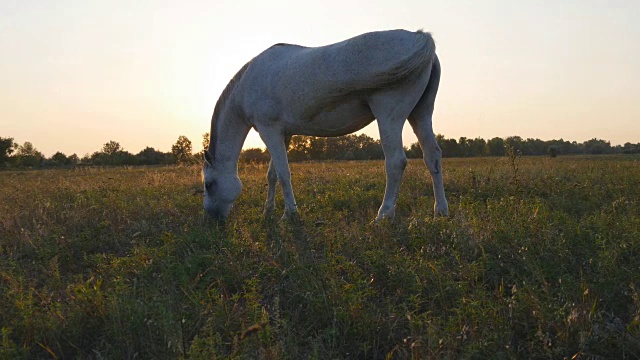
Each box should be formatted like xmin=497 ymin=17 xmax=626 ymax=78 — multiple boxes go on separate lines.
xmin=317 ymin=29 xmax=433 ymax=77
xmin=236 ymin=30 xmax=437 ymax=131
xmin=260 ymin=30 xmax=434 ymax=88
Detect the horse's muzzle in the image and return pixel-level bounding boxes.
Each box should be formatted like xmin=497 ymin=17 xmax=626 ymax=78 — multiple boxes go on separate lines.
xmin=203 ymin=208 xmax=226 ymax=224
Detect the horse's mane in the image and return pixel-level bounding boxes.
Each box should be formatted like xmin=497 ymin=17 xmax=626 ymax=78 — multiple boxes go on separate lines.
xmin=208 ymin=44 xmax=293 ymax=157
xmin=208 ymin=60 xmax=253 ymax=157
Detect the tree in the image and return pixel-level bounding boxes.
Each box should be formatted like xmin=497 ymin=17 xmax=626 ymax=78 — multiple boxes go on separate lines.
xmin=622 ymin=142 xmax=640 ymax=154
xmin=44 ymin=152 xmax=78 ymax=167
xmin=172 ymin=135 xmax=193 ymax=164
xmin=50 ymin=152 xmax=72 ymax=166
xmin=0 ymin=137 xmax=17 ymax=166
xmin=14 ymin=142 xmax=44 ymax=167
xmin=437 ymin=135 xmax=460 ymax=158
xmin=289 ymin=136 xmax=314 ymax=161
xmin=458 ymin=137 xmax=470 ymax=157
xmin=583 ymin=138 xmax=611 ymax=155
xmin=202 ymin=132 xmax=210 ymax=152
xmin=468 ymin=138 xmax=487 ymax=157
xmin=546 ymin=139 xmax=573 ymax=155
xmin=405 ymin=142 xmax=422 ymax=159
xmin=353 ymin=134 xmax=383 ymax=160
xmin=102 ymin=140 xmax=122 ymax=156
xmin=68 ymin=154 xmax=79 ymax=165
xmin=136 ymin=147 xmax=171 ymax=165
xmin=504 ymin=136 xmax=524 ymax=154
xmin=524 ymin=138 xmax=546 ymax=155
xmin=91 ymin=141 xmax=136 ymax=166
xmin=194 ymin=132 xmax=211 ymax=160
xmin=81 ymin=153 xmax=92 ymax=164
xmin=240 ymin=148 xmax=269 ymax=163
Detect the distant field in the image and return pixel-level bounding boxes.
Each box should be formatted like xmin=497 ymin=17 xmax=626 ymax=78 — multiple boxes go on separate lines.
xmin=1 ymin=155 xmax=639 ymax=359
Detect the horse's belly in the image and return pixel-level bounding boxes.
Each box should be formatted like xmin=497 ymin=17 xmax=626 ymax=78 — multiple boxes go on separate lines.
xmin=290 ymin=99 xmax=375 ymax=137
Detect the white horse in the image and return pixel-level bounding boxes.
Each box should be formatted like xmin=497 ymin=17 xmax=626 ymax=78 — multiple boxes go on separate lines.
xmin=203 ymin=29 xmax=448 ymax=221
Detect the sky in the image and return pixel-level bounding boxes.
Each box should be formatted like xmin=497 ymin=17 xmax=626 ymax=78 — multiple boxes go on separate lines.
xmin=1 ymin=0 xmax=639 ymax=157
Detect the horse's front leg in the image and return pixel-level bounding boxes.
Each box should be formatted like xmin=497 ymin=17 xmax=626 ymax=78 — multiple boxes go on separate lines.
xmin=376 ymin=120 xmax=408 ymax=221
xmin=258 ymin=129 xmax=298 ymax=221
xmin=263 ymin=135 xmax=292 ymax=217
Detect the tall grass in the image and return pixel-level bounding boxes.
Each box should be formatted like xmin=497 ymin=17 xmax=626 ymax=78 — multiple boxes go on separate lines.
xmin=1 ymin=156 xmax=639 ymax=359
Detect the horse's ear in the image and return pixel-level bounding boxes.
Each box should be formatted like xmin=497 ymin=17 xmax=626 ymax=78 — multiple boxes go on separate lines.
xmin=203 ymin=149 xmax=213 ymax=166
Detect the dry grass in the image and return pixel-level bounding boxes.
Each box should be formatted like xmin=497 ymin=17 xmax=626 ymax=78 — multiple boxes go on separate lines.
xmin=1 ymin=156 xmax=639 ymax=359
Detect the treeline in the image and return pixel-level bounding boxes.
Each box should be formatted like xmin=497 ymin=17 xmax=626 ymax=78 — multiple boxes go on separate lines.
xmin=244 ymin=134 xmax=640 ymax=162
xmin=427 ymin=135 xmax=640 ymax=157
xmin=0 ymin=135 xmax=205 ymax=168
xmin=1 ymin=133 xmax=639 ymax=169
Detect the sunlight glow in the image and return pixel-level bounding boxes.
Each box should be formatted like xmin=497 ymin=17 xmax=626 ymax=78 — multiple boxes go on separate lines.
xmin=1 ymin=0 xmax=639 ymax=156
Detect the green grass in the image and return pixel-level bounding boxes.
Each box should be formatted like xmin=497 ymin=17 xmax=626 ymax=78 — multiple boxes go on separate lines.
xmin=1 ymin=156 xmax=639 ymax=359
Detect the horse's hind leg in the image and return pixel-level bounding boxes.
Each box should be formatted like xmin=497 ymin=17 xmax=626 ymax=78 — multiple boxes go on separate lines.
xmin=408 ymin=115 xmax=448 ymax=217
xmin=263 ymin=135 xmax=292 ymax=216
xmin=370 ymin=85 xmax=425 ymax=221
xmin=408 ymin=57 xmax=449 ymax=217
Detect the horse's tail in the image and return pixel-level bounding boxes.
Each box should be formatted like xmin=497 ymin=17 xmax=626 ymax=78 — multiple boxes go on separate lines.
xmin=408 ymin=53 xmax=440 ymax=122
xmin=370 ymin=30 xmax=436 ymax=89
xmin=407 ymin=30 xmax=437 ymax=77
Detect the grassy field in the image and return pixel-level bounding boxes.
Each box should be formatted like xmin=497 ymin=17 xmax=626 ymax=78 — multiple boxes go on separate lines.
xmin=1 ymin=155 xmax=639 ymax=359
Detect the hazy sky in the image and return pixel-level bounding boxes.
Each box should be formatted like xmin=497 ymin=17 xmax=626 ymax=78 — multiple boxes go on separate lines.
xmin=1 ymin=0 xmax=639 ymax=156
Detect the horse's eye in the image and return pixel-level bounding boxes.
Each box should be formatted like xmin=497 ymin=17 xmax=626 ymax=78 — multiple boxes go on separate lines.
xmin=205 ymin=180 xmax=217 ymax=192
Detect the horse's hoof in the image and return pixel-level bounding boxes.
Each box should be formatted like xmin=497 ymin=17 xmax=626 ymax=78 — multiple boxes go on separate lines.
xmin=434 ymin=207 xmax=449 ymax=217
xmin=374 ymin=207 xmax=396 ymax=223
xmin=373 ymin=213 xmax=395 ymax=224
xmin=263 ymin=203 xmax=275 ymax=215
xmin=280 ymin=210 xmax=301 ymax=223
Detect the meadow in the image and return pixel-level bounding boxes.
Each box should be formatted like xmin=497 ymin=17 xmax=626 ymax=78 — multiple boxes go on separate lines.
xmin=1 ymin=155 xmax=639 ymax=359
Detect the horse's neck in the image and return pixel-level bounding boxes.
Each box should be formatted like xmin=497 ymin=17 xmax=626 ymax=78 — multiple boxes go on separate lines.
xmin=212 ymin=109 xmax=250 ymax=173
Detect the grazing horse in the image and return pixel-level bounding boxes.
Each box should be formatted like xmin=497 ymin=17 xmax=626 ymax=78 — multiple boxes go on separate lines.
xmin=203 ymin=29 xmax=448 ymax=221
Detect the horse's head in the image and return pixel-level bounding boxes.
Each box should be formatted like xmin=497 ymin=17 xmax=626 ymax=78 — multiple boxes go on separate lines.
xmin=202 ymin=150 xmax=242 ymax=221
